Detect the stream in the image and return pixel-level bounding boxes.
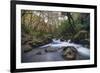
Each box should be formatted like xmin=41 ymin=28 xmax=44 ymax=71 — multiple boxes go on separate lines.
xmin=22 ymin=39 xmax=90 ymax=63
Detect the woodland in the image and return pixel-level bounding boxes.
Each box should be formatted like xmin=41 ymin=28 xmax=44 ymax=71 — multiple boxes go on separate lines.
xmin=21 ymin=10 xmax=90 ymax=52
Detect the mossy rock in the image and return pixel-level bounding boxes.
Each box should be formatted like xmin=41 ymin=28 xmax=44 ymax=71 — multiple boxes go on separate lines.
xmin=62 ymin=46 xmax=78 ymax=60
xmin=22 ymin=45 xmax=32 ymax=53
xmin=73 ymin=30 xmax=89 ymax=41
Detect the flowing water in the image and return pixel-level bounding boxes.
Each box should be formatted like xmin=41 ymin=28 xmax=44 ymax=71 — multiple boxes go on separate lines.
xmin=22 ymin=39 xmax=90 ymax=63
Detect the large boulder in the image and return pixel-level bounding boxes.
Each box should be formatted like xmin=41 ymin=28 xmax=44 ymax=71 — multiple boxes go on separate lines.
xmin=21 ymin=33 xmax=33 ymax=53
xmin=62 ymin=46 xmax=78 ymax=60
xmin=22 ymin=44 xmax=32 ymax=53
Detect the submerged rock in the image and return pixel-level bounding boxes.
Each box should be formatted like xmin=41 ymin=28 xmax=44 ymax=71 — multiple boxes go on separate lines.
xmin=36 ymin=51 xmax=42 ymax=55
xmin=45 ymin=46 xmax=58 ymax=52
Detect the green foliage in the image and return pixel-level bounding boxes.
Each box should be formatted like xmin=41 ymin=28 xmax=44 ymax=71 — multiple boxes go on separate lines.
xmin=21 ymin=23 xmax=33 ymax=35
xmin=21 ymin=10 xmax=90 ymax=50
xmin=57 ymin=20 xmax=75 ymax=40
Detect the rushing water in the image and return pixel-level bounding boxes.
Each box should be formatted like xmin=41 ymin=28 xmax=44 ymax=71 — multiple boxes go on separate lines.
xmin=22 ymin=39 xmax=90 ymax=62
xmin=40 ymin=39 xmax=90 ymax=57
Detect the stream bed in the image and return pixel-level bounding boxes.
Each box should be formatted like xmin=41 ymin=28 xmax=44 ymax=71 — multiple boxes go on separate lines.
xmin=22 ymin=39 xmax=90 ymax=63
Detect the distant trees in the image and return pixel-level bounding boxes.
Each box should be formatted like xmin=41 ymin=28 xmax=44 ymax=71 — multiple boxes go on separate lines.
xmin=21 ymin=10 xmax=90 ymax=48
